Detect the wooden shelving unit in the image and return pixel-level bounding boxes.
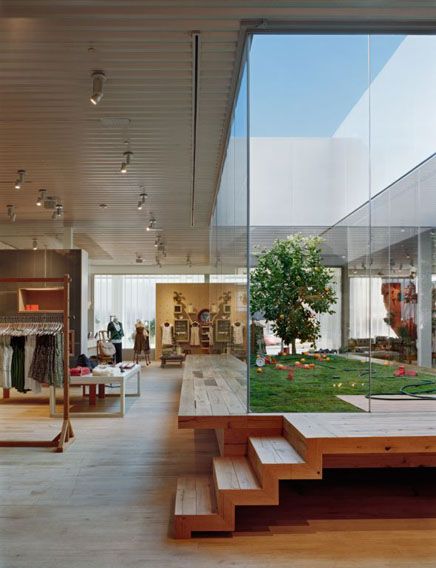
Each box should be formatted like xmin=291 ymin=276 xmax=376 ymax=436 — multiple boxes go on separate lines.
xmin=18 ymin=287 xmax=64 ymax=313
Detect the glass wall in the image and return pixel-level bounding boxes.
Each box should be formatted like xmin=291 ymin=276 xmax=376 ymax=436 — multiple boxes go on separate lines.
xmin=209 ymin=50 xmax=249 ymax=408
xmin=244 ymin=33 xmax=436 ymax=413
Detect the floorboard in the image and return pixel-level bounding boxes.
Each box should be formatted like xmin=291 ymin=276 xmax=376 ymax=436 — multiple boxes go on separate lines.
xmin=2 ymin=362 xmax=436 ymax=567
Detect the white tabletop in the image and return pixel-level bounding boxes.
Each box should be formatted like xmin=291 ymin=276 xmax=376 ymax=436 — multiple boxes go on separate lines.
xmin=69 ymin=364 xmax=140 ymax=385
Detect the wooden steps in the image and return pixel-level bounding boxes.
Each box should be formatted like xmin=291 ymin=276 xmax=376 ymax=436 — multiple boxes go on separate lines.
xmin=174 ymin=412 xmax=436 ymax=537
xmin=174 ymin=476 xmax=231 ymax=538
xmin=174 ymin=436 xmax=319 ymax=538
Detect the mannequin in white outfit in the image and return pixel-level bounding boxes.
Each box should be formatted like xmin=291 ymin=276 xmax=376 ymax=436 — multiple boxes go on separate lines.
xmin=190 ymin=322 xmax=200 ymax=346
xmin=162 ymin=322 xmax=173 ymax=345
xmin=232 ymin=322 xmax=244 ymax=345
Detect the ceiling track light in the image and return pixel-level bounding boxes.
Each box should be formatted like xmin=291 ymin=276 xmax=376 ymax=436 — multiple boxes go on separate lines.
xmin=52 ymin=204 xmax=63 ymax=220
xmin=120 ymin=150 xmax=133 ymax=174
xmin=32 ymin=238 xmax=38 ymax=251
xmin=135 ymin=253 xmax=144 ymax=264
xmin=36 ymin=189 xmax=47 ymax=207
xmin=7 ymin=205 xmax=16 ymax=223
xmin=155 ymin=255 xmax=162 ymax=268
xmin=90 ymin=70 xmax=106 ymax=105
xmin=137 ymin=191 xmax=148 ymax=210
xmin=14 ymin=169 xmax=25 ymax=190
xmin=146 ymin=216 xmax=156 ymax=231
xmin=186 ymin=255 xmax=192 ymax=268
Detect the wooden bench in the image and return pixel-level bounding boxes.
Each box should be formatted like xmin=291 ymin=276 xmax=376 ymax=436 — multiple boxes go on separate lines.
xmin=160 ymin=354 xmax=185 ymax=368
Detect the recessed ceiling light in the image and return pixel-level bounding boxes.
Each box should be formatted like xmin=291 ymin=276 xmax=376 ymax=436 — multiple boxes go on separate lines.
xmin=90 ymin=70 xmax=106 ymax=105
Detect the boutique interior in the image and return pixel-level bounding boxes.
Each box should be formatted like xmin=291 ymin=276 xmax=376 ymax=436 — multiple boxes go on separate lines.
xmin=2 ymin=4 xmax=436 ymax=567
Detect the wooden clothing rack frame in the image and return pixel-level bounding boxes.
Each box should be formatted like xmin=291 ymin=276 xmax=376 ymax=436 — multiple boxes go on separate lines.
xmin=0 ymin=275 xmax=74 ymax=453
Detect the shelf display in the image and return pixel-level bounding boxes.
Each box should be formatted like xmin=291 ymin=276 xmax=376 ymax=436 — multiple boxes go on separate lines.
xmin=174 ymin=319 xmax=189 ymax=342
xmin=215 ymin=319 xmax=231 ymax=342
xmin=18 ymin=287 xmax=64 ymax=313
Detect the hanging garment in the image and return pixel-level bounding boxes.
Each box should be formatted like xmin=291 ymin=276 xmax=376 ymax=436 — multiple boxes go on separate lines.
xmin=24 ymin=335 xmax=41 ymax=393
xmin=29 ymin=333 xmax=63 ymax=387
xmin=0 ymin=337 xmax=13 ymax=388
xmin=190 ymin=325 xmax=200 ymax=346
xmin=162 ymin=324 xmax=173 ymax=346
xmin=232 ymin=323 xmax=244 ymax=346
xmin=11 ymin=337 xmax=26 ymax=393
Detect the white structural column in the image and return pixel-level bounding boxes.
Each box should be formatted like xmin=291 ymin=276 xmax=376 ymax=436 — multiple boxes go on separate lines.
xmin=63 ymin=225 xmax=74 ymax=249
xmin=417 ymin=230 xmax=432 ymax=368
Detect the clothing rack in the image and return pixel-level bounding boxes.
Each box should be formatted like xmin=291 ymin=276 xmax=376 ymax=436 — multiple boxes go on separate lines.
xmin=0 ymin=275 xmax=74 ymax=452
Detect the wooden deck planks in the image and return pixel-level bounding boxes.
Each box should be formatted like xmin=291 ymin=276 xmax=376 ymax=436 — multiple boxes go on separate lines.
xmin=179 ymin=355 xmax=248 ymax=417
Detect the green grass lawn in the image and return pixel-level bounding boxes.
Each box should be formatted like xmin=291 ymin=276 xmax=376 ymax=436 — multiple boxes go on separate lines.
xmin=249 ymin=354 xmax=436 ymax=413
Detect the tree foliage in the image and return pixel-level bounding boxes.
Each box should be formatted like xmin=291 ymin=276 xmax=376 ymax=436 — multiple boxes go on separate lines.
xmin=250 ymin=234 xmax=337 ymax=354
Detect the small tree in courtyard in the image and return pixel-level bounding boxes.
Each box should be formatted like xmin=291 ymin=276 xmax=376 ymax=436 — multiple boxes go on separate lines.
xmin=250 ymin=234 xmax=337 ymax=355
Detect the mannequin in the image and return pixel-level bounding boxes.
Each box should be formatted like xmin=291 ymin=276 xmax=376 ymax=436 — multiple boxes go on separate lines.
xmin=190 ymin=321 xmax=200 ymax=346
xmin=161 ymin=321 xmax=173 ymax=346
xmin=107 ymin=316 xmax=124 ymax=363
xmin=134 ymin=320 xmax=151 ymax=365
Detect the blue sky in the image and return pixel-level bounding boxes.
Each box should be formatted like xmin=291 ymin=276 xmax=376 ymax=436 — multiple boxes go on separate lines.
xmin=248 ymin=34 xmax=405 ymax=137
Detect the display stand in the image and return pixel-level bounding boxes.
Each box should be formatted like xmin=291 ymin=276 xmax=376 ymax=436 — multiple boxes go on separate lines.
xmin=0 ymin=275 xmax=74 ymax=452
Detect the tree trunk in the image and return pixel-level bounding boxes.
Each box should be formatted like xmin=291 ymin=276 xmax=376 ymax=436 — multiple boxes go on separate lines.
xmin=291 ymin=338 xmax=297 ymax=355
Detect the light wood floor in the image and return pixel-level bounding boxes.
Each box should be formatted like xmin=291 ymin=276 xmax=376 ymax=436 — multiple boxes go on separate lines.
xmin=2 ymin=363 xmax=436 ymax=567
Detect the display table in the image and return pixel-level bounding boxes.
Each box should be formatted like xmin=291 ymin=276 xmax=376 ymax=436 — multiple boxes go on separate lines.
xmin=49 ymin=364 xmax=141 ymax=418
xmin=160 ymin=354 xmax=185 ymax=368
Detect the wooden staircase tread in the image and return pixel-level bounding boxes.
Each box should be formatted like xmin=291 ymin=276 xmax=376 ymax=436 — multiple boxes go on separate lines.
xmin=175 ymin=475 xmax=217 ymax=516
xmin=214 ymin=456 xmax=261 ymax=490
xmin=250 ymin=436 xmax=305 ymax=465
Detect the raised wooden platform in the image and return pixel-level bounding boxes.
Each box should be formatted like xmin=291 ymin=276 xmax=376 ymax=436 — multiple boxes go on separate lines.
xmin=179 ymin=354 xmax=248 ymax=421
xmin=175 ymin=355 xmax=436 ymax=538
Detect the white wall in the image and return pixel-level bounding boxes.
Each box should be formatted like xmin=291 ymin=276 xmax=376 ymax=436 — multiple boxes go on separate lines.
xmin=250 ymin=35 xmax=436 ymax=229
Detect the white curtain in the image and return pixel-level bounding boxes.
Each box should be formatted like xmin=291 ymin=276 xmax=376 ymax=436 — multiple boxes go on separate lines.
xmin=317 ymin=268 xmax=342 ymax=350
xmin=349 ymin=277 xmax=395 ymax=339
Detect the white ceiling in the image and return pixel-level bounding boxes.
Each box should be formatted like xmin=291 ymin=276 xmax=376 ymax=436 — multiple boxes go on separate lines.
xmin=0 ymin=2 xmax=435 ymax=269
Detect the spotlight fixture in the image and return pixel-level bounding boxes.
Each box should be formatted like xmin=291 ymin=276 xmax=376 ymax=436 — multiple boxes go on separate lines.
xmin=137 ymin=191 xmax=148 ymax=210
xmin=146 ymin=216 xmax=156 ymax=231
xmin=36 ymin=189 xmax=47 ymax=207
xmin=135 ymin=253 xmax=144 ymax=264
xmin=154 ymin=236 xmax=160 ymax=248
xmin=7 ymin=205 xmax=16 ymax=223
xmin=90 ymin=71 xmax=106 ymax=105
xmin=14 ymin=169 xmax=25 ymax=190
xmin=120 ymin=151 xmax=133 ymax=174
xmin=32 ymin=238 xmax=38 ymax=251
xmin=155 ymin=255 xmax=162 ymax=268
xmin=51 ymin=204 xmax=63 ymax=220
xmin=186 ymin=254 xmax=192 ymax=268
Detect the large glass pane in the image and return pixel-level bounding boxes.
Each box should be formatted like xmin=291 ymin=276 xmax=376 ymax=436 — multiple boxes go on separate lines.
xmin=248 ymin=35 xmax=372 ymax=413
xmin=368 ymin=35 xmax=436 ymax=410
xmin=209 ymin=54 xmax=249 ymax=411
